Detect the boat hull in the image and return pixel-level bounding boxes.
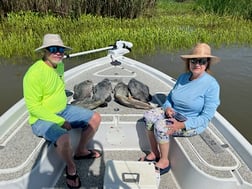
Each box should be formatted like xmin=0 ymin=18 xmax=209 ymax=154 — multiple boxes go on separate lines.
xmin=0 ymin=52 xmax=251 ymax=189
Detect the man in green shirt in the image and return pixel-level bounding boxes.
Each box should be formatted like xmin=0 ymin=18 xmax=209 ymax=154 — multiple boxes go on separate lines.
xmin=23 ymin=34 xmax=102 ymax=188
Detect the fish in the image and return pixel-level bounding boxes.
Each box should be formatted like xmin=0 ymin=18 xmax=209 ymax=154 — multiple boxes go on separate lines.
xmin=71 ymin=98 xmax=106 ymax=110
xmin=72 ymin=78 xmax=156 ymax=110
xmin=73 ymin=80 xmax=94 ymax=100
xmin=93 ymin=78 xmax=113 ymax=102
xmin=128 ymin=78 xmax=152 ymax=102
xmin=71 ymin=78 xmax=113 ymax=109
xmin=71 ymin=79 xmax=103 ymax=109
xmin=114 ymin=81 xmax=155 ymax=110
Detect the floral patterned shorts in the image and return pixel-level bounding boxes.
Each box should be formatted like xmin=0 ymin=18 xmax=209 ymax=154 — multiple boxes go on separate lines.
xmin=144 ymin=108 xmax=197 ymax=143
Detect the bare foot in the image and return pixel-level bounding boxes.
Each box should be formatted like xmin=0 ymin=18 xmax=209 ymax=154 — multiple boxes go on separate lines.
xmin=74 ymin=149 xmax=102 ymax=160
xmin=155 ymin=159 xmax=169 ymax=169
xmin=138 ymin=152 xmax=159 ymax=161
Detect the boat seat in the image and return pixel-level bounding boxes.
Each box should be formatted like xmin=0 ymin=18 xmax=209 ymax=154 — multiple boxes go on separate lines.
xmin=182 ymin=124 xmax=239 ymax=172
xmin=0 ymin=112 xmax=46 ymax=181
xmin=175 ymin=123 xmax=239 ymax=172
xmin=169 ymin=122 xmax=252 ymax=189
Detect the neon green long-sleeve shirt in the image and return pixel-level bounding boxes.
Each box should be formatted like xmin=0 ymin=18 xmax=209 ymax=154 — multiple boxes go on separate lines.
xmin=23 ymin=60 xmax=67 ymax=126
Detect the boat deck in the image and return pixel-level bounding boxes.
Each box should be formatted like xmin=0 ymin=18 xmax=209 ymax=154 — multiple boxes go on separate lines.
xmin=0 ymin=54 xmax=251 ymax=189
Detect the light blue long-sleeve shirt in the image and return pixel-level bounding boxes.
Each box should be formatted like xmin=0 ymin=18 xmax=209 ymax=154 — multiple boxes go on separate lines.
xmin=162 ymin=72 xmax=220 ymax=134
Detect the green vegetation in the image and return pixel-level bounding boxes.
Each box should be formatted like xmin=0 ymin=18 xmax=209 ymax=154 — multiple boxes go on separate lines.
xmin=0 ymin=0 xmax=252 ymax=60
xmin=195 ymin=0 xmax=252 ymax=20
xmin=0 ymin=0 xmax=155 ymax=19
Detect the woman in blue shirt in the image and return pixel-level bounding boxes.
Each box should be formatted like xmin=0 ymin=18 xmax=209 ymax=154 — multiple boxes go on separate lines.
xmin=140 ymin=43 xmax=220 ymax=175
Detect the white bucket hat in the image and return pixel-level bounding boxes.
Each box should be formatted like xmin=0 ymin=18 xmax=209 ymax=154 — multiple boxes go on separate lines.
xmin=180 ymin=43 xmax=220 ymax=64
xmin=35 ymin=34 xmax=72 ymax=51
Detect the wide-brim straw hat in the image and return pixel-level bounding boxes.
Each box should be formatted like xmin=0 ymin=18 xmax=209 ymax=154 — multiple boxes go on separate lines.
xmin=35 ymin=34 xmax=72 ymax=51
xmin=180 ymin=43 xmax=220 ymax=64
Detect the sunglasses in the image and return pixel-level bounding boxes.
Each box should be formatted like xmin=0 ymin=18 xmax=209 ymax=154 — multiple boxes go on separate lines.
xmin=46 ymin=46 xmax=65 ymax=54
xmin=189 ymin=58 xmax=210 ymax=65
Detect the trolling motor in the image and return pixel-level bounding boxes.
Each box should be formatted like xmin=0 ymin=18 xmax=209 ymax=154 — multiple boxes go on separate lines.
xmin=64 ymin=40 xmax=133 ymax=59
xmin=108 ymin=40 xmax=133 ymax=57
xmin=109 ymin=40 xmax=133 ymax=66
xmin=114 ymin=40 xmax=133 ymax=51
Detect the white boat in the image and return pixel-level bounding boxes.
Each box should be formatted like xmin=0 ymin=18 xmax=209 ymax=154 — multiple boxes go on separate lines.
xmin=0 ymin=41 xmax=251 ymax=189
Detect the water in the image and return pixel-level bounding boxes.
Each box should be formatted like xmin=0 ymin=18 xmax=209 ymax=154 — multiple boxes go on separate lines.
xmin=0 ymin=47 xmax=251 ymax=143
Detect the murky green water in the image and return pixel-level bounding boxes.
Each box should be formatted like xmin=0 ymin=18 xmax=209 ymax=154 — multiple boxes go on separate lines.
xmin=0 ymin=47 xmax=251 ymax=143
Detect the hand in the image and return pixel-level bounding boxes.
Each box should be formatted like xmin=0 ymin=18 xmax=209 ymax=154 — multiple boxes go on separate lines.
xmin=61 ymin=121 xmax=72 ymax=131
xmin=166 ymin=118 xmax=185 ymax=135
xmin=165 ymin=107 xmax=175 ymax=118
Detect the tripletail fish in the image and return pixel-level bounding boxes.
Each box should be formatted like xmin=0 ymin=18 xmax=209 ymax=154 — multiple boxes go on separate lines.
xmin=71 ymin=98 xmax=107 ymax=110
xmin=114 ymin=81 xmax=155 ymax=110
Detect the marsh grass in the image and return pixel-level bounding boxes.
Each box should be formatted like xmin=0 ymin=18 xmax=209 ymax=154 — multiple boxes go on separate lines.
xmin=195 ymin=0 xmax=252 ymax=20
xmin=0 ymin=1 xmax=252 ymax=60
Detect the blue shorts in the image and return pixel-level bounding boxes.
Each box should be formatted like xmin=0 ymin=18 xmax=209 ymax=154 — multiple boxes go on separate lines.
xmin=31 ymin=105 xmax=94 ymax=144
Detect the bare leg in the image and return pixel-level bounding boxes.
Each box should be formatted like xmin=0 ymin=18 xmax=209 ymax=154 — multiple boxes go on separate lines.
xmin=139 ymin=130 xmax=160 ymax=161
xmin=75 ymin=112 xmax=101 ymax=157
xmin=148 ymin=130 xmax=160 ymax=158
xmin=56 ymin=134 xmax=79 ymax=187
xmin=155 ymin=142 xmax=170 ymax=169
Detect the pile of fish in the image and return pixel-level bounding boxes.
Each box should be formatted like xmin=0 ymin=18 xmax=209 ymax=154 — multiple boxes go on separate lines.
xmin=70 ymin=78 xmax=156 ymax=110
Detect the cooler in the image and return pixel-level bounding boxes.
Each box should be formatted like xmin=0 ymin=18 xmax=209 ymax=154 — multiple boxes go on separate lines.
xmin=103 ymin=160 xmax=158 ymax=189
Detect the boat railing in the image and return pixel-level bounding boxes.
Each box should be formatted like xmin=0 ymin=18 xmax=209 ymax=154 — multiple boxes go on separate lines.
xmin=212 ymin=112 xmax=252 ymax=170
xmin=0 ymin=99 xmax=27 ymax=147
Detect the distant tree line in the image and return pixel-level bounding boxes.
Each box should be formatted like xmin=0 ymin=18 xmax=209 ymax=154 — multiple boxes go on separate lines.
xmin=0 ymin=0 xmax=156 ymax=19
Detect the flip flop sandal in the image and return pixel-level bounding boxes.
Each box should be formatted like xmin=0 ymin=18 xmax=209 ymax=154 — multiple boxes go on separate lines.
xmin=66 ymin=167 xmax=81 ymax=189
xmin=138 ymin=156 xmax=160 ymax=162
xmin=74 ymin=149 xmax=102 ymax=160
xmin=155 ymin=164 xmax=171 ymax=176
